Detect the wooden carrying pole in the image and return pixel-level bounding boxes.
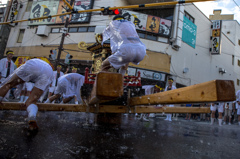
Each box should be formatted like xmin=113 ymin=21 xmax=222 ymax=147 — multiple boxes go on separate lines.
xmin=129 ymin=80 xmax=236 ymax=106
xmin=0 ymin=0 xmax=215 ymax=25
xmin=0 ymin=102 xmax=210 ymax=113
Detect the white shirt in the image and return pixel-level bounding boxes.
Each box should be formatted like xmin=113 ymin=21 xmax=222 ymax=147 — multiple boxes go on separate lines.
xmin=164 ymin=85 xmax=177 ymax=91
xmin=51 ymin=71 xmax=64 ymax=87
xmin=142 ymin=85 xmax=154 ymax=95
xmin=225 ymin=102 xmax=233 ymax=110
xmin=235 ymin=90 xmax=240 ymax=109
xmin=0 ymin=58 xmax=16 ymax=78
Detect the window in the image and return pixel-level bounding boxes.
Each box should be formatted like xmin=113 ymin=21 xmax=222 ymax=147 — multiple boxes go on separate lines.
xmin=184 ymin=11 xmax=195 ymax=23
xmin=69 ymin=27 xmax=78 ymax=32
xmin=26 ymin=0 xmax=33 ymax=12
xmin=88 ymin=26 xmax=95 ymax=32
xmin=78 ymin=27 xmax=88 ymax=32
xmin=237 ymin=79 xmax=240 ymax=86
xmin=238 ymin=60 xmax=240 ymax=67
xmin=51 ymin=28 xmax=60 ymax=33
xmin=146 ymin=34 xmax=157 ymax=41
xmin=238 ymin=39 xmax=240 ymax=46
xmin=232 ymin=55 xmax=235 ymax=65
xmin=17 ymin=29 xmax=25 ymax=43
xmin=138 ymin=32 xmax=145 ymax=38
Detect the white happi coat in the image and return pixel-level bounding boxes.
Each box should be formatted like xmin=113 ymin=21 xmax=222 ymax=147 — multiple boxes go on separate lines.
xmin=54 ymin=73 xmax=85 ymax=102
xmin=49 ymin=71 xmax=64 ymax=93
xmin=2 ymin=59 xmax=53 ymax=91
xmin=102 ymin=19 xmax=146 ymax=69
xmin=0 ymin=58 xmax=16 ymax=82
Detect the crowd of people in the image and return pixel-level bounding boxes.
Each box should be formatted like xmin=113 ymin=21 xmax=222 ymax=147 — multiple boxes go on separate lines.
xmin=0 ymin=51 xmax=85 ymax=131
xmin=138 ymin=101 xmax=240 ymax=127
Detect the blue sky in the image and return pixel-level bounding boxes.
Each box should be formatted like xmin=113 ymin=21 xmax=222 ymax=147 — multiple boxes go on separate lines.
xmin=194 ymin=0 xmax=240 ymax=23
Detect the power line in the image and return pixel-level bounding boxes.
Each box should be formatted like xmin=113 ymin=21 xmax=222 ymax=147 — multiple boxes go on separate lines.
xmin=232 ymin=0 xmax=240 ymax=9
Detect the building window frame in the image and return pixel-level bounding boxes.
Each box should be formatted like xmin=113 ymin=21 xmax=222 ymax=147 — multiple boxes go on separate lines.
xmin=232 ymin=55 xmax=235 ymax=65
xmin=78 ymin=26 xmax=88 ymax=32
xmin=51 ymin=28 xmax=61 ymax=33
xmin=237 ymin=79 xmax=240 ymax=86
xmin=69 ymin=27 xmax=78 ymax=33
xmin=184 ymin=11 xmax=195 ymax=23
xmin=17 ymin=29 xmax=25 ymax=43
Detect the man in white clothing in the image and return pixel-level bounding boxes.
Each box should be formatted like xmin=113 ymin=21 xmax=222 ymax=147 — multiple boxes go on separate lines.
xmin=223 ymin=102 xmax=234 ymax=125
xmin=0 ymin=58 xmax=53 ymax=131
xmin=48 ymin=65 xmax=64 ymax=98
xmin=236 ymin=90 xmax=240 ymax=126
xmin=45 ymin=73 xmax=84 ymax=104
xmin=210 ymin=102 xmax=224 ymax=126
xmin=139 ymin=82 xmax=164 ymax=121
xmin=101 ymin=15 xmax=146 ymax=75
xmin=18 ymin=82 xmax=34 ymax=103
xmin=164 ymin=77 xmax=177 ymax=121
xmin=0 ymin=50 xmax=16 ymax=100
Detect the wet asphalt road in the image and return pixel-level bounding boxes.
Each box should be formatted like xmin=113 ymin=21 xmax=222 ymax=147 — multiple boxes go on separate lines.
xmin=0 ymin=110 xmax=240 ymax=159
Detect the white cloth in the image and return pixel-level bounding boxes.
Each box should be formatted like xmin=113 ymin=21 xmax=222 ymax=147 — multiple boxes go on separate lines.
xmin=165 ymin=85 xmax=177 ymax=107
xmin=236 ymin=90 xmax=240 ymax=102
xmin=2 ymin=59 xmax=53 ymax=91
xmin=27 ymin=104 xmax=38 ymax=118
xmin=142 ymin=85 xmax=154 ymax=95
xmin=102 ymin=20 xmax=146 ymax=69
xmin=49 ymin=71 xmax=64 ymax=93
xmin=210 ymin=102 xmax=224 ymax=113
xmin=49 ymin=86 xmax=56 ymax=93
xmin=54 ymin=73 xmax=85 ymax=102
xmin=24 ymin=82 xmax=34 ymax=91
xmin=236 ymin=90 xmax=240 ymax=115
xmin=0 ymin=58 xmax=16 ymax=82
xmin=51 ymin=71 xmax=64 ymax=87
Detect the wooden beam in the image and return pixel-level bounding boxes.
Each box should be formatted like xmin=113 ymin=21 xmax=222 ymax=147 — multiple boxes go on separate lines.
xmin=129 ymin=80 xmax=236 ymax=106
xmin=134 ymin=106 xmax=210 ymax=113
xmin=0 ymin=102 xmax=87 ymax=112
xmin=0 ymin=102 xmax=210 ymax=113
xmin=89 ymin=72 xmax=123 ymax=105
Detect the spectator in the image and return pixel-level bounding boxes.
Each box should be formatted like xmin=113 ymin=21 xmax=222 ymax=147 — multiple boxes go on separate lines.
xmin=223 ymin=102 xmax=233 ymax=125
xmin=0 ymin=50 xmax=16 ymax=100
xmin=164 ymin=77 xmax=177 ymax=121
xmin=139 ymin=82 xmax=164 ymax=121
xmin=210 ymin=102 xmax=224 ymax=126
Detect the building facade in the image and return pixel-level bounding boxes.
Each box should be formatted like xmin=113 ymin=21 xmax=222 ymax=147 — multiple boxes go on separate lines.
xmin=3 ymin=0 xmax=240 ymax=90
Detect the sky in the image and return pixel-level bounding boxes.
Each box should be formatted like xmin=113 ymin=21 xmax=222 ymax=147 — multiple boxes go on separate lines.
xmin=0 ymin=0 xmax=239 ymax=23
xmin=194 ymin=0 xmax=240 ymax=23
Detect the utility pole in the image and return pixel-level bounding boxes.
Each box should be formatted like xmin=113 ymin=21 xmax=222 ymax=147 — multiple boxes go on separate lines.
xmin=55 ymin=0 xmax=74 ymax=69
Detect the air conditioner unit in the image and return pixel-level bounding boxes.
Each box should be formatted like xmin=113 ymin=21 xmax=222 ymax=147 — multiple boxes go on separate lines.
xmin=36 ymin=25 xmax=50 ymax=36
